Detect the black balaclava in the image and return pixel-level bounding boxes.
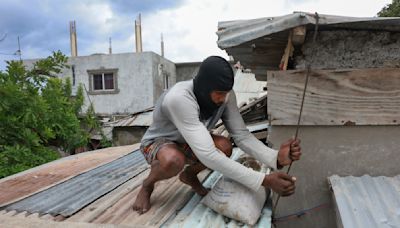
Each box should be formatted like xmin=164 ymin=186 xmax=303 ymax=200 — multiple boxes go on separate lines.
xmin=193 ymin=56 xmax=234 ymax=120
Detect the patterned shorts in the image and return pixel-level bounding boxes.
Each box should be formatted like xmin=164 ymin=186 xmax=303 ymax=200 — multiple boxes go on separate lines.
xmin=140 ymin=138 xmax=199 ymax=165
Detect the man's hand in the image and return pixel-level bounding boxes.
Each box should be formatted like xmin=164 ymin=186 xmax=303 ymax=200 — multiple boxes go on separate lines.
xmin=262 ymin=172 xmax=296 ymax=196
xmin=277 ymin=138 xmax=301 ymax=167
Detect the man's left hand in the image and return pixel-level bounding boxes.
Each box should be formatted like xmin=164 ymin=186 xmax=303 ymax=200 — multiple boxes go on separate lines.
xmin=277 ymin=138 xmax=302 ymax=168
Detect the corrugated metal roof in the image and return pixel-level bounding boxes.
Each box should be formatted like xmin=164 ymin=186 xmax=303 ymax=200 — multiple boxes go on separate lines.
xmin=0 ymin=148 xmax=272 ymax=227
xmin=217 ymin=12 xmax=400 ymax=80
xmin=110 ymin=111 xmax=153 ymax=127
xmin=329 ymin=175 xmax=400 ymax=228
xmin=218 ymin=12 xmax=400 ymax=49
xmin=165 ymin=149 xmax=272 ymax=228
xmin=0 ymin=213 xmax=134 ymax=228
xmin=4 ymin=150 xmax=148 ymax=217
xmin=0 ymin=145 xmax=137 ymax=207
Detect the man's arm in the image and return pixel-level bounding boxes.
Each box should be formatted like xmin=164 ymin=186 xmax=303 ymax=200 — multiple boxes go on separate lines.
xmin=222 ymin=91 xmax=279 ymax=169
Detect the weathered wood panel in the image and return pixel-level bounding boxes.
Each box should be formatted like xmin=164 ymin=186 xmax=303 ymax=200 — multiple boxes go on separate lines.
xmin=267 ymin=68 xmax=400 ymax=125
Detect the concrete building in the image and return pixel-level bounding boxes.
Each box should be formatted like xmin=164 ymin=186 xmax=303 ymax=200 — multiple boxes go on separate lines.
xmin=24 ymin=52 xmax=176 ymax=117
xmin=61 ymin=52 xmax=176 ymax=116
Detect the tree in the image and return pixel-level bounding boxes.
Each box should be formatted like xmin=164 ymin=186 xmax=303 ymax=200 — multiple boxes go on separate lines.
xmin=0 ymin=51 xmax=91 ymax=178
xmin=378 ymin=0 xmax=400 ymax=17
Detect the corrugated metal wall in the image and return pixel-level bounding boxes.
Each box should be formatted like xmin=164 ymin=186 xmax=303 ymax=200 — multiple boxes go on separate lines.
xmin=329 ymin=175 xmax=400 ymax=228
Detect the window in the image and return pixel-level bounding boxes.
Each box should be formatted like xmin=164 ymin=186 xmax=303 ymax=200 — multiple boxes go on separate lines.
xmin=164 ymin=73 xmax=169 ymax=90
xmin=88 ymin=69 xmax=119 ymax=94
xmin=71 ymin=65 xmax=76 ymax=86
xmin=159 ymin=63 xmax=169 ymax=91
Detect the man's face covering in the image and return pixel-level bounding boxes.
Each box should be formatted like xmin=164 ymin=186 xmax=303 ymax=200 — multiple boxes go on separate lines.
xmin=193 ymin=56 xmax=234 ymax=120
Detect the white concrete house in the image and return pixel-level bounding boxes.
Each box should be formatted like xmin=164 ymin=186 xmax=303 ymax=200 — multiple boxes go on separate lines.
xmin=26 ymin=52 xmax=177 ymax=116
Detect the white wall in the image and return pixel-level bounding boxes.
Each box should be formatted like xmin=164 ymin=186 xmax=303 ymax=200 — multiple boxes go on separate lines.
xmin=58 ymin=52 xmax=176 ymax=115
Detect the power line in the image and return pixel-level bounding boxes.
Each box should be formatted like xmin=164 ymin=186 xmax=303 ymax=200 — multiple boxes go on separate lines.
xmin=0 ymin=33 xmax=7 ymax=42
xmin=0 ymin=52 xmax=17 ymax=56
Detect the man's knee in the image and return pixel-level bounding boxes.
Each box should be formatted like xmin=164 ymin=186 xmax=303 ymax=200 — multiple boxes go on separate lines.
xmin=159 ymin=151 xmax=185 ymax=173
xmin=213 ymin=135 xmax=233 ymax=157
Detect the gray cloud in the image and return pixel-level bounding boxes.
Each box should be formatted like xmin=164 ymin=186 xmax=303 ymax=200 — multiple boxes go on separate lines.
xmin=0 ymin=0 xmax=184 ymax=70
xmin=109 ymin=0 xmax=184 ymax=15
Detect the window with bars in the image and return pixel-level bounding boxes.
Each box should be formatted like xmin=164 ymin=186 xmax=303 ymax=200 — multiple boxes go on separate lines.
xmin=88 ymin=69 xmax=119 ymax=94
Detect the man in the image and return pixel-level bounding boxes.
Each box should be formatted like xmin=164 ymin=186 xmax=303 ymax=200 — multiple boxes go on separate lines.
xmin=133 ymin=56 xmax=301 ymax=214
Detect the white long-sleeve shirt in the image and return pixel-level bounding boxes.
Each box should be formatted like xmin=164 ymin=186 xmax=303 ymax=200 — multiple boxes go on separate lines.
xmin=141 ymin=80 xmax=278 ymax=191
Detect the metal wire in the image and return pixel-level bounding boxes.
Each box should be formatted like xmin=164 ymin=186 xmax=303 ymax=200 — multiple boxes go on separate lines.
xmin=272 ymin=12 xmax=320 ymax=224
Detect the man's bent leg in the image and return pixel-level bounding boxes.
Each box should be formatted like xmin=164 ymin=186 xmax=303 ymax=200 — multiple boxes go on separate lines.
xmin=133 ymin=144 xmax=185 ymax=214
xmin=179 ymin=135 xmax=233 ymax=195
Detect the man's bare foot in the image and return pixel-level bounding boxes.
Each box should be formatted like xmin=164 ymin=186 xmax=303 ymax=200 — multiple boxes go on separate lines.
xmin=179 ymin=170 xmax=208 ymax=196
xmin=132 ymin=185 xmax=154 ymax=214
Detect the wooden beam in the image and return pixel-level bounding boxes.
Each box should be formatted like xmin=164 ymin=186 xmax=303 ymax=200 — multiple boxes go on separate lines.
xmin=267 ymin=68 xmax=400 ymax=125
xmin=279 ymin=31 xmax=293 ymax=71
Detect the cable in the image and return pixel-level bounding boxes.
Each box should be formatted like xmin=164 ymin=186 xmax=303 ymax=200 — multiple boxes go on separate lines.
xmin=273 ymin=202 xmax=330 ymax=223
xmin=0 ymin=52 xmax=17 ymax=56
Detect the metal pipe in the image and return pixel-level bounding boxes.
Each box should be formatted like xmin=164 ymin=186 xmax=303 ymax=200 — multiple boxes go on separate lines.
xmin=161 ymin=33 xmax=164 ymax=57
xmin=69 ymin=21 xmax=78 ymax=57
xmin=135 ymin=14 xmax=142 ymax=52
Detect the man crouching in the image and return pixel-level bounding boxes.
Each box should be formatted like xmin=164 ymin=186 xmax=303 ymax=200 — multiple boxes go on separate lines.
xmin=133 ymin=56 xmax=301 ymax=214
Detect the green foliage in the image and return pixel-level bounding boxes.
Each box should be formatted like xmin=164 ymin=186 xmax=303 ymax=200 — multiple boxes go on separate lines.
xmin=100 ymin=135 xmax=113 ymax=148
xmin=378 ymin=0 xmax=400 ymax=17
xmin=0 ymin=145 xmax=59 ymax=177
xmin=83 ymin=104 xmax=100 ymax=133
xmin=0 ymin=51 xmax=91 ymax=178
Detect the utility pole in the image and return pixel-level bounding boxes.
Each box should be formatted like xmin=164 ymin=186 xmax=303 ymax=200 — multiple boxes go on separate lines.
xmin=109 ymin=37 xmax=112 ymax=54
xmin=161 ymin=33 xmax=164 ymax=57
xmin=17 ymin=36 xmax=22 ymax=61
xmin=69 ymin=21 xmax=78 ymax=57
xmin=135 ymin=14 xmax=143 ymax=53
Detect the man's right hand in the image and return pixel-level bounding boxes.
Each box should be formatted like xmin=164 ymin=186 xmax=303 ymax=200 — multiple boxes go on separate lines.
xmin=262 ymin=172 xmax=296 ymax=196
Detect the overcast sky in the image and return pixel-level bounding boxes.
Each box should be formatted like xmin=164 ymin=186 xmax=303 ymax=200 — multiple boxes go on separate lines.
xmin=0 ymin=0 xmax=392 ymax=70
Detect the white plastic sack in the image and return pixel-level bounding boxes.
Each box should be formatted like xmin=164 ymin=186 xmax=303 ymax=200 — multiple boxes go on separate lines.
xmin=201 ymin=156 xmax=267 ymax=225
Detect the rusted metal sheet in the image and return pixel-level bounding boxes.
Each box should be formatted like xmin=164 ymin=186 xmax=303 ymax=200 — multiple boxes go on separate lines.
xmin=67 ymin=169 xmax=152 ymax=223
xmin=4 ymin=150 xmax=147 ymax=217
xmin=1 ymin=148 xmax=272 ymax=227
xmin=0 ymin=213 xmax=139 ymax=228
xmin=0 ymin=144 xmax=139 ymax=207
xmin=329 ymin=175 xmax=400 ymax=228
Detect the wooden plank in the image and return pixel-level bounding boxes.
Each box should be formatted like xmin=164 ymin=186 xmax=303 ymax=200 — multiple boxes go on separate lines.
xmin=279 ymin=31 xmax=293 ymax=70
xmin=267 ymin=68 xmax=400 ymax=125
